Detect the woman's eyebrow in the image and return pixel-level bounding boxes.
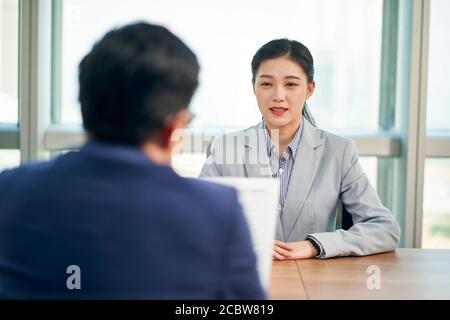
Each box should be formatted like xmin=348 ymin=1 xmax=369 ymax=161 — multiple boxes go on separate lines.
xmin=259 ymin=74 xmax=274 ymax=79
xmin=284 ymin=75 xmax=303 ymax=80
xmin=258 ymin=74 xmax=303 ymax=80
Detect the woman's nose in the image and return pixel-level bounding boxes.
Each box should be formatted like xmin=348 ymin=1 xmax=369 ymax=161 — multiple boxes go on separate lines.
xmin=273 ymin=86 xmax=286 ymax=102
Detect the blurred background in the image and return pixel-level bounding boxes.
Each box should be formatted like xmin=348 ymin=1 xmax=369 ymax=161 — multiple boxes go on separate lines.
xmin=1 ymin=0 xmax=449 ymax=249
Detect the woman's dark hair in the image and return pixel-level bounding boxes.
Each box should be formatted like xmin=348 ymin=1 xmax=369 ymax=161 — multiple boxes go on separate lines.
xmin=79 ymin=22 xmax=200 ymax=145
xmin=251 ymin=39 xmax=316 ymax=127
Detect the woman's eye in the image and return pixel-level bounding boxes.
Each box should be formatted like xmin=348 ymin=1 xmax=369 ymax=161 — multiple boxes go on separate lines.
xmin=286 ymin=82 xmax=298 ymax=87
xmin=261 ymin=82 xmax=272 ymax=87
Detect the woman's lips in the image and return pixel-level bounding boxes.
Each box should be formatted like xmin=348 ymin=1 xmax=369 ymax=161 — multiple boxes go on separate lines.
xmin=270 ymin=107 xmax=288 ymax=116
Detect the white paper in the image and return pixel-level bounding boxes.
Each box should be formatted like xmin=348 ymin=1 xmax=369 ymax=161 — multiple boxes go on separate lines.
xmin=203 ymin=177 xmax=279 ymax=292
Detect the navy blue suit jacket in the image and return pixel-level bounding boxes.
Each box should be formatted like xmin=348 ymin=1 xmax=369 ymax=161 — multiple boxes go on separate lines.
xmin=0 ymin=140 xmax=264 ymax=299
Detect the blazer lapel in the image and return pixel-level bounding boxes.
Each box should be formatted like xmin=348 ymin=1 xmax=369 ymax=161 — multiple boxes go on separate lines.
xmin=282 ymin=120 xmax=324 ymax=240
xmin=243 ymin=121 xmax=272 ymax=178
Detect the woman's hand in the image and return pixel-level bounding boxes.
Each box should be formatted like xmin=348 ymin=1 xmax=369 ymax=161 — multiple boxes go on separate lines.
xmin=272 ymin=240 xmax=318 ymax=260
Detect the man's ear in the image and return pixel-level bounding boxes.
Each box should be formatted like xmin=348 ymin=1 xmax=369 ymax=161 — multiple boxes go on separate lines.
xmin=160 ymin=126 xmax=174 ymax=148
xmin=160 ymin=109 xmax=190 ymax=148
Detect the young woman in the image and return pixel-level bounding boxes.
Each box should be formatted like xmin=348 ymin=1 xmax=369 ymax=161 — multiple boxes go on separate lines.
xmin=200 ymin=39 xmax=400 ymax=260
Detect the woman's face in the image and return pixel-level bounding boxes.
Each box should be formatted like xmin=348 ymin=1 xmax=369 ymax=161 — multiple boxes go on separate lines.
xmin=253 ymin=56 xmax=315 ymax=131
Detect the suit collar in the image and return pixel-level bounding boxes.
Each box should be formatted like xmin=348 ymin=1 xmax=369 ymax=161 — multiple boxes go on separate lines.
xmin=263 ymin=119 xmax=304 ymax=160
xmin=242 ymin=122 xmax=272 ymax=177
xmin=241 ymin=120 xmax=325 ymax=240
xmin=295 ymin=118 xmax=323 ymax=151
xmin=80 ymin=139 xmax=162 ymax=170
xmin=281 ymin=120 xmax=324 ymax=240
xmin=244 ymin=119 xmax=322 ymax=151
xmin=242 ymin=119 xmax=323 ymax=179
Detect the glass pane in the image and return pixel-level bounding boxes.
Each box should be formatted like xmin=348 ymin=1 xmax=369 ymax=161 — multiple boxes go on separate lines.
xmin=0 ymin=149 xmax=20 ymax=171
xmin=0 ymin=0 xmax=19 ymax=124
xmin=427 ymin=0 xmax=450 ymax=131
xmin=422 ymin=158 xmax=450 ymax=249
xmin=57 ymin=0 xmax=382 ymax=130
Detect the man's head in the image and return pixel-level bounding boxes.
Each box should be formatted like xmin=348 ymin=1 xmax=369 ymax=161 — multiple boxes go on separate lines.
xmin=79 ymin=22 xmax=199 ymax=148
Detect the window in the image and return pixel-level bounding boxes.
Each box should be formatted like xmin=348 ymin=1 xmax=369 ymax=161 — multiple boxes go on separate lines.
xmin=55 ymin=0 xmax=383 ymax=131
xmin=12 ymin=0 xmax=419 ymax=247
xmin=426 ymin=0 xmax=450 ymax=132
xmin=0 ymin=0 xmax=19 ymax=172
xmin=54 ymin=0 xmax=384 ymax=191
xmin=0 ymin=150 xmax=20 ymax=171
xmin=0 ymin=0 xmax=19 ymax=124
xmin=421 ymin=0 xmax=450 ymax=248
xmin=422 ymin=159 xmax=450 ymax=248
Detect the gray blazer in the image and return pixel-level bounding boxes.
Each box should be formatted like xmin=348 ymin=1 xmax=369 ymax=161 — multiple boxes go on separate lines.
xmin=199 ymin=120 xmax=401 ymax=259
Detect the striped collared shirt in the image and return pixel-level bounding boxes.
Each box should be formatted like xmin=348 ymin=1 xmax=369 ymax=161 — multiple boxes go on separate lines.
xmin=263 ymin=120 xmax=325 ymax=257
xmin=264 ymin=119 xmax=304 ymax=215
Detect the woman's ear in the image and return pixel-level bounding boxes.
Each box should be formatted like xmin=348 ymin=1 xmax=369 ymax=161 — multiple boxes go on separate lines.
xmin=306 ymin=80 xmax=316 ymax=99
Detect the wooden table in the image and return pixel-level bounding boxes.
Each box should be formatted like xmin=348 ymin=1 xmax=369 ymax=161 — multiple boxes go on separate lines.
xmin=269 ymin=248 xmax=450 ymax=299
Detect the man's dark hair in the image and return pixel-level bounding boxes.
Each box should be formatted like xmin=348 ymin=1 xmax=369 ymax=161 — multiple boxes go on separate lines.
xmin=79 ymin=22 xmax=200 ymax=145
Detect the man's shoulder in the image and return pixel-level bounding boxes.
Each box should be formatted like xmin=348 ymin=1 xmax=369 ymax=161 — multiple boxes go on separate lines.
xmin=0 ymin=160 xmax=55 ymax=185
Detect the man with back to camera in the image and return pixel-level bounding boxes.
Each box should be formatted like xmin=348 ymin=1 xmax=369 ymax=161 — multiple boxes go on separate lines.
xmin=0 ymin=22 xmax=265 ymax=299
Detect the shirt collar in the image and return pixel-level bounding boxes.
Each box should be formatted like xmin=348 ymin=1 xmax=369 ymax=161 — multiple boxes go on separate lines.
xmin=264 ymin=118 xmax=304 ymax=159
